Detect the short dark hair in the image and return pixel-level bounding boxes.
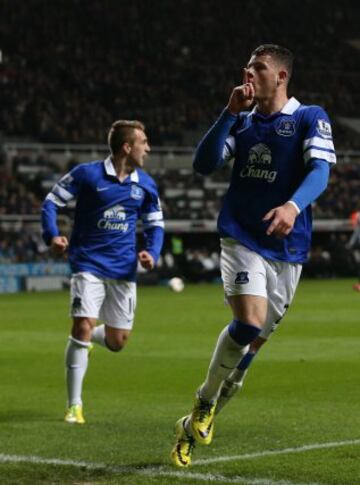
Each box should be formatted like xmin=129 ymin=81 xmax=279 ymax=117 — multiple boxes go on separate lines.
xmin=251 ymin=44 xmax=294 ymax=81
xmin=108 ymin=120 xmax=145 ymax=155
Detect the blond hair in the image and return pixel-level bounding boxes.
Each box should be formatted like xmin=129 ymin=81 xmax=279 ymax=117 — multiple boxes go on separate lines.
xmin=108 ymin=120 xmax=145 ymax=155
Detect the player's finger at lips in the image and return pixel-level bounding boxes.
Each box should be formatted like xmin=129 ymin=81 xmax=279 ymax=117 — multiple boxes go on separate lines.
xmin=244 ymin=84 xmax=252 ymax=96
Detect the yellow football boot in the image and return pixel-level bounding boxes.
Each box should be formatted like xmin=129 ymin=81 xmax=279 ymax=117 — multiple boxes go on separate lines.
xmin=64 ymin=404 xmax=85 ymax=424
xmin=170 ymin=416 xmax=196 ymax=467
xmin=190 ymin=392 xmax=216 ymax=445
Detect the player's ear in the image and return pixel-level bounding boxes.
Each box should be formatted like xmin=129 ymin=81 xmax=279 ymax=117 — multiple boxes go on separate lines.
xmin=277 ymin=69 xmax=288 ymax=86
xmin=123 ymin=142 xmax=132 ymax=155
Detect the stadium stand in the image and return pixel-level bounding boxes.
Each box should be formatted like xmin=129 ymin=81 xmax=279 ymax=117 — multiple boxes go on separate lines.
xmin=0 ymin=1 xmax=359 ymax=280
xmin=0 ymin=1 xmax=359 ymax=147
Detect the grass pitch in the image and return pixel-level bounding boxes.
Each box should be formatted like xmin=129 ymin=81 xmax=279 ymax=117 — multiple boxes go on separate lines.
xmin=0 ymin=279 xmax=360 ymax=484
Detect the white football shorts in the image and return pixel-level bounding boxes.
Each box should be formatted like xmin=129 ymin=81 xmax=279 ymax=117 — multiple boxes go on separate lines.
xmin=70 ymin=272 xmax=137 ymax=330
xmin=220 ymin=238 xmax=302 ymax=339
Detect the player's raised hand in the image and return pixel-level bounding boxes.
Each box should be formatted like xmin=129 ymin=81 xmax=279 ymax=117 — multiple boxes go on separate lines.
xmin=263 ymin=202 xmax=299 ymax=238
xmin=138 ymin=250 xmax=155 ymax=270
xmin=226 ymin=69 xmax=255 ymax=114
xmin=51 ymin=236 xmax=69 ymax=255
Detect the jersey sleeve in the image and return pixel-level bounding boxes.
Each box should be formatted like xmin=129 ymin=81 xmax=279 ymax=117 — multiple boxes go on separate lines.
xmin=41 ymin=165 xmax=86 ymax=245
xmin=45 ymin=164 xmax=85 ymax=207
xmin=193 ymin=109 xmax=238 ymax=175
xmin=302 ymin=107 xmax=336 ymax=165
xmin=140 ymin=181 xmax=165 ymax=263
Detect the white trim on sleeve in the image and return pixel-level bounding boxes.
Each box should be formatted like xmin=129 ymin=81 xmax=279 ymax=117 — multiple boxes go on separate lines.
xmin=303 ymin=137 xmax=335 ymax=151
xmin=222 ymin=135 xmax=235 ymax=162
xmin=304 ymin=149 xmax=336 ymax=164
xmin=141 ymin=211 xmax=163 ymax=222
xmin=46 ymin=192 xmax=66 ymax=207
xmin=53 ymin=184 xmax=75 ymax=202
xmin=143 ymin=220 xmax=165 ymax=229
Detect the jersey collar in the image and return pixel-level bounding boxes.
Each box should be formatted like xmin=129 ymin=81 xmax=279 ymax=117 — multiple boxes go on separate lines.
xmin=281 ymin=97 xmax=301 ymax=115
xmin=248 ymin=97 xmax=301 ymax=118
xmin=104 ymin=156 xmax=139 ymax=182
xmin=104 ymin=156 xmax=117 ymax=176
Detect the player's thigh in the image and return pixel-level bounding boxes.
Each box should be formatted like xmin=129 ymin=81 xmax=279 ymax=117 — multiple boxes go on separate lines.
xmin=220 ymin=240 xmax=268 ymax=325
xmin=260 ymin=262 xmax=302 ymax=339
xmin=70 ymin=272 xmax=106 ymax=319
xmin=100 ymin=280 xmax=137 ymax=330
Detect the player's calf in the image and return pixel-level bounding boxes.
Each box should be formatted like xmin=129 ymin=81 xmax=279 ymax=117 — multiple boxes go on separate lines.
xmin=92 ymin=324 xmax=130 ymax=352
xmin=105 ymin=327 xmax=130 ymax=352
xmin=216 ymin=336 xmax=267 ymax=414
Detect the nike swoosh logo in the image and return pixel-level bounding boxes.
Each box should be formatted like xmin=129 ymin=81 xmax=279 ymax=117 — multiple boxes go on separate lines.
xmin=97 ymin=187 xmax=109 ymax=192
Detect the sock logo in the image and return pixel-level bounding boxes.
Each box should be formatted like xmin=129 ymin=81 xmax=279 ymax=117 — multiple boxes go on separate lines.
xmin=270 ymin=304 xmax=290 ymax=333
xmin=72 ymin=297 xmax=82 ymax=313
xmin=235 ymin=271 xmax=249 ymax=284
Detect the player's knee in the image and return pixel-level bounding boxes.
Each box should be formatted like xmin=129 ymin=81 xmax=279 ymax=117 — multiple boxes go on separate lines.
xmin=72 ymin=318 xmax=94 ymax=341
xmin=228 ymin=319 xmax=261 ymax=346
xmin=232 ymin=307 xmax=266 ymax=327
xmin=240 ymin=311 xmax=264 ymax=327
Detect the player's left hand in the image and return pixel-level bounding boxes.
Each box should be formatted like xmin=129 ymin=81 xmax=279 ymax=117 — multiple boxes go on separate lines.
xmin=138 ymin=250 xmax=155 ymax=270
xmin=263 ymin=202 xmax=299 ymax=238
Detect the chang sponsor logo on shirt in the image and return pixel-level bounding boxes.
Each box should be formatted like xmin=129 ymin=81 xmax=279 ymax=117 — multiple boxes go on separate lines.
xmin=240 ymin=143 xmax=277 ymax=183
xmin=97 ymin=204 xmax=129 ymax=232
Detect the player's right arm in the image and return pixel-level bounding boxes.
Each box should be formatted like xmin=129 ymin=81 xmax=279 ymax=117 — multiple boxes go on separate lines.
xmin=193 ymin=80 xmax=254 ymax=176
xmin=41 ymin=165 xmax=85 ymax=247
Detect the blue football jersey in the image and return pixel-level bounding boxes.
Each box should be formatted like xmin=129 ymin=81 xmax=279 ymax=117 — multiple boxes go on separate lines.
xmin=216 ymin=98 xmax=335 ymax=262
xmin=42 ymin=157 xmax=164 ymax=281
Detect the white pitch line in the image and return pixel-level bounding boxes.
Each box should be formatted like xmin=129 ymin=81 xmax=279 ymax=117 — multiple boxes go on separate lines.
xmin=139 ymin=468 xmax=320 ymax=485
xmin=0 ymin=453 xmax=319 ymax=485
xmin=193 ymin=438 xmax=360 ymax=465
xmin=0 ymin=453 xmax=106 ymax=469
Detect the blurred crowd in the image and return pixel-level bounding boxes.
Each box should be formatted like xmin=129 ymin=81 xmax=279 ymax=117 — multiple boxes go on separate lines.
xmin=0 ymin=168 xmax=41 ymax=215
xmin=1 ymin=0 xmax=360 ymax=275
xmin=0 ymin=228 xmax=47 ymax=264
xmin=0 ymin=1 xmax=359 ymax=147
xmin=9 ymin=156 xmax=360 ymax=222
xmin=312 ymin=162 xmax=360 ymax=218
xmin=1 ymin=156 xmax=360 ymax=275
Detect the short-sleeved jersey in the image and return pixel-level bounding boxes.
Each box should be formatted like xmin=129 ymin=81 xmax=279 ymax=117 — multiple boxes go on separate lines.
xmin=42 ymin=157 xmax=164 ymax=281
xmin=219 ymin=97 xmax=336 ymax=263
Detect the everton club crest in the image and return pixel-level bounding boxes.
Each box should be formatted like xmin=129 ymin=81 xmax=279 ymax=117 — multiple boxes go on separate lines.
xmin=275 ymin=118 xmax=296 ymax=137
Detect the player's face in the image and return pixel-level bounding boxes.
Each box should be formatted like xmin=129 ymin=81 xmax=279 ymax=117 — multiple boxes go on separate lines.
xmin=245 ymin=55 xmax=281 ymax=100
xmin=128 ymin=129 xmax=150 ymax=167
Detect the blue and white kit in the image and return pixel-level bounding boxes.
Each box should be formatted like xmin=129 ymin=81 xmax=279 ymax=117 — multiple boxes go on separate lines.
xmin=42 ymin=156 xmax=164 ymax=282
xmin=194 ymin=97 xmax=336 ymax=264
